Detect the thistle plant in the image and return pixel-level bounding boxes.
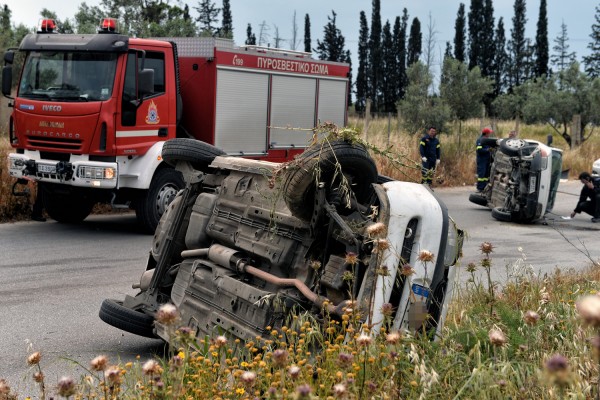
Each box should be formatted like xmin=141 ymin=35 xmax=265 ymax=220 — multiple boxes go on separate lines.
xmin=479 ymin=241 xmax=496 ymax=317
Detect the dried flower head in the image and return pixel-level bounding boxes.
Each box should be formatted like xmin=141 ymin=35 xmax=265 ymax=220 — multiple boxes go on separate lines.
xmin=381 ymin=302 xmax=394 ymax=317
xmin=169 ymin=354 xmax=184 ymax=369
xmin=488 ymin=329 xmax=507 ymax=347
xmin=333 ymin=383 xmax=347 ymax=397
xmin=418 ymin=250 xmax=435 ymax=263
xmin=374 ymin=239 xmax=390 ymax=252
xmin=296 ymin=383 xmax=312 ymax=397
xmin=56 ymin=376 xmax=76 ymax=398
xmin=545 ymin=354 xmax=569 ymax=373
xmin=400 ymin=263 xmax=415 ymax=276
xmin=576 ymin=295 xmax=600 ymax=327
xmin=356 ymin=333 xmax=372 ymax=347
xmin=466 ymin=262 xmax=477 ymax=273
xmin=90 ymin=355 xmax=108 ymax=372
xmin=27 ymin=351 xmax=41 ymax=366
xmin=523 ymin=310 xmax=540 ymax=326
xmin=289 ymin=365 xmax=301 ymax=379
xmin=155 ymin=303 xmax=179 ymax=325
xmin=271 ymin=349 xmax=289 ymax=368
xmin=142 ymin=359 xmax=163 ymax=376
xmin=104 ymin=366 xmax=122 ymax=385
xmin=386 ymin=331 xmax=402 ymax=345
xmin=366 ymin=222 xmax=387 ymax=237
xmin=480 ymin=242 xmax=494 ymax=254
xmin=344 ymin=252 xmax=358 ymax=266
xmin=0 ymin=379 xmax=12 ymax=398
xmin=240 ymin=371 xmax=257 ymax=386
xmin=309 ymin=260 xmax=322 ymax=270
xmin=33 ymin=371 xmax=44 ymax=383
xmin=540 ymin=291 xmax=551 ymax=305
xmin=338 ymin=353 xmax=354 ymax=368
xmin=214 ymin=335 xmax=228 ymax=348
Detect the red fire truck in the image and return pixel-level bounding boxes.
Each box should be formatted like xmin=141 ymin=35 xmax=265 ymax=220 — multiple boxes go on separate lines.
xmin=2 ymin=19 xmax=350 ymax=231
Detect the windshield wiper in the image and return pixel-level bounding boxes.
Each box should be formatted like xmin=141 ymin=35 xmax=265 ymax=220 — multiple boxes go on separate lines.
xmin=21 ymin=92 xmax=51 ymax=100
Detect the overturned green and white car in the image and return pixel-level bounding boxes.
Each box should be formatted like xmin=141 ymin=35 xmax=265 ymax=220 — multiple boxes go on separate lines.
xmin=100 ymin=138 xmax=463 ymax=341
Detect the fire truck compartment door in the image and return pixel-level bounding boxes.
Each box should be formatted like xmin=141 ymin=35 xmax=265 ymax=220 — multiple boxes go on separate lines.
xmin=215 ymin=69 xmax=268 ymax=155
xmin=269 ymin=75 xmax=317 ymax=148
xmin=317 ymin=79 xmax=347 ymax=127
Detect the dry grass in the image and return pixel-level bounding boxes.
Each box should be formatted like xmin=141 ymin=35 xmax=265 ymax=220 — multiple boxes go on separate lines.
xmin=0 ymin=135 xmax=32 ymax=222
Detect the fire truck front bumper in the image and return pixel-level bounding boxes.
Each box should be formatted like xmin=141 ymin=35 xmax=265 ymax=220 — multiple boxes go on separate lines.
xmin=8 ymin=153 xmax=118 ymax=189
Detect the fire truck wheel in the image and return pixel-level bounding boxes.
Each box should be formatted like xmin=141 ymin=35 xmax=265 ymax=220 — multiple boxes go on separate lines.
xmin=283 ymin=140 xmax=378 ymax=221
xmin=42 ymin=192 xmax=94 ymax=223
xmin=99 ymin=299 xmax=157 ymax=338
xmin=162 ymin=138 xmax=226 ymax=171
xmin=137 ymin=168 xmax=185 ymax=233
xmin=491 ymin=206 xmax=513 ymax=222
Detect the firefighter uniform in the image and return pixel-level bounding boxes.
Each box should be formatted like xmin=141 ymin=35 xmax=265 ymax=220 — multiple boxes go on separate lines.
xmin=475 ymin=128 xmax=493 ymax=191
xmin=419 ymin=128 xmax=440 ymax=185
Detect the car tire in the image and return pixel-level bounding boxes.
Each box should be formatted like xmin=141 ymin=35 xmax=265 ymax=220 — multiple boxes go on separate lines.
xmin=42 ymin=188 xmax=94 ymax=223
xmin=283 ymin=140 xmax=378 ymax=221
xmin=377 ymin=174 xmax=395 ymax=184
xmin=469 ymin=193 xmax=488 ymax=207
xmin=136 ymin=168 xmax=185 ymax=233
xmin=499 ymin=138 xmax=527 ymax=157
xmin=99 ymin=299 xmax=157 ymax=338
xmin=491 ymin=206 xmax=512 ymax=222
xmin=162 ymin=138 xmax=226 ymax=171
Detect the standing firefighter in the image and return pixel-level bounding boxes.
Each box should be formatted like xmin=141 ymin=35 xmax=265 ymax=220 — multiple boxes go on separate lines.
xmin=419 ymin=127 xmax=441 ymax=186
xmin=475 ymin=127 xmax=494 ymax=192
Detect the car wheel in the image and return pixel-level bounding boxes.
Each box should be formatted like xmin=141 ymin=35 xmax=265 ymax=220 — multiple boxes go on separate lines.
xmin=42 ymin=188 xmax=94 ymax=223
xmin=283 ymin=140 xmax=378 ymax=221
xmin=499 ymin=138 xmax=527 ymax=156
xmin=136 ymin=168 xmax=185 ymax=233
xmin=491 ymin=206 xmax=512 ymax=222
xmin=99 ymin=299 xmax=157 ymax=338
xmin=162 ymin=138 xmax=226 ymax=171
xmin=469 ymin=193 xmax=488 ymax=207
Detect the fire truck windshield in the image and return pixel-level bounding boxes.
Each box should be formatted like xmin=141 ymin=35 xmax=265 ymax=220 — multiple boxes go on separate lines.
xmin=19 ymin=51 xmax=118 ymax=102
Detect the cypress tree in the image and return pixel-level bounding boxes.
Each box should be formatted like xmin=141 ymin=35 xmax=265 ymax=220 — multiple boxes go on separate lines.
xmin=480 ymin=0 xmax=495 ymax=77
xmin=315 ymin=10 xmax=346 ymax=62
xmin=407 ymin=17 xmax=422 ymax=66
xmin=368 ymin=0 xmax=382 ymax=112
xmin=355 ymin=11 xmax=369 ymax=113
xmin=220 ymin=0 xmax=233 ymax=39
xmin=304 ymin=14 xmax=311 ymax=53
xmin=445 ymin=42 xmax=453 ymax=59
xmin=397 ymin=9 xmax=409 ymax=100
xmin=468 ymin=0 xmax=484 ymax=70
xmin=454 ymin=3 xmax=466 ymax=62
xmin=344 ymin=49 xmax=353 ymax=108
xmin=381 ymin=20 xmax=397 ymax=113
xmin=245 ymin=23 xmax=256 ymax=45
xmin=508 ymin=0 xmax=527 ymax=87
xmin=195 ymin=0 xmax=220 ymax=36
xmin=534 ymin=0 xmax=549 ymax=77
xmin=493 ymin=17 xmax=508 ymax=96
xmin=583 ymin=5 xmax=600 ymax=77
xmin=551 ymin=21 xmax=576 ymax=72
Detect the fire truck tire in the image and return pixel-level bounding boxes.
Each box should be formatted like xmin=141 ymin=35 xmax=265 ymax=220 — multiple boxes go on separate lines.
xmin=283 ymin=140 xmax=378 ymax=221
xmin=137 ymin=168 xmax=185 ymax=233
xmin=99 ymin=299 xmax=157 ymax=338
xmin=491 ymin=206 xmax=513 ymax=222
xmin=42 ymin=192 xmax=94 ymax=223
xmin=162 ymin=138 xmax=226 ymax=171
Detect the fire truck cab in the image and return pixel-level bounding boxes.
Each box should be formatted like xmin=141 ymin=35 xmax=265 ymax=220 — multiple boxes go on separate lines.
xmin=3 ymin=19 xmax=349 ymax=231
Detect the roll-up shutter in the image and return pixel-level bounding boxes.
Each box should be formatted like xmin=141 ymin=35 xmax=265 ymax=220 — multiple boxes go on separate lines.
xmin=215 ymin=69 xmax=269 ymax=155
xmin=317 ymin=79 xmax=346 ymax=127
xmin=270 ymin=75 xmax=316 ymax=148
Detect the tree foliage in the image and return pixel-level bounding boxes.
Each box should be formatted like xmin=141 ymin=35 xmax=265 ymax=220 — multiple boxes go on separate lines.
xmin=551 ymin=21 xmax=576 ymax=73
xmin=508 ymin=0 xmax=528 ymax=87
xmin=583 ymin=5 xmax=600 ymax=77
xmin=220 ymin=0 xmax=233 ymax=39
xmin=368 ymin=0 xmax=383 ymax=112
xmin=355 ymin=11 xmax=369 ymax=113
xmin=195 ymin=0 xmax=220 ymax=37
xmin=381 ymin=20 xmax=397 ymax=113
xmin=304 ymin=14 xmax=311 ymax=53
xmin=245 ymin=23 xmax=256 ymax=45
xmin=453 ymin=3 xmax=466 ymax=63
xmin=396 ymin=9 xmax=409 ymax=101
xmin=468 ymin=0 xmax=484 ymax=70
xmin=315 ymin=10 xmax=346 ymax=62
xmin=407 ymin=17 xmax=422 ymax=66
xmin=534 ymin=0 xmax=549 ymax=77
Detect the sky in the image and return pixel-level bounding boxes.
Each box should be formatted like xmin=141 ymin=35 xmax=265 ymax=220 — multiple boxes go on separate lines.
xmin=5 ymin=0 xmax=599 ymax=78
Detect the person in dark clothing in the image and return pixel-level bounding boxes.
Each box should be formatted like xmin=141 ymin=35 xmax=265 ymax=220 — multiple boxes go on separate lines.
xmin=475 ymin=127 xmax=494 ymax=192
xmin=419 ymin=126 xmax=440 ymax=186
xmin=31 ymin=184 xmax=46 ymax=222
xmin=570 ymin=172 xmax=600 ymax=222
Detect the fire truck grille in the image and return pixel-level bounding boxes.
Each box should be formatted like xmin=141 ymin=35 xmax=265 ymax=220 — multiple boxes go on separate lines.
xmin=27 ymin=136 xmax=82 ymax=152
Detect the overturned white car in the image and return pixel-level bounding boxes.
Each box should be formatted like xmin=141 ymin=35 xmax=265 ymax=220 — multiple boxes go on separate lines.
xmin=100 ymin=138 xmax=463 ymax=341
xmin=469 ymin=138 xmax=563 ymax=223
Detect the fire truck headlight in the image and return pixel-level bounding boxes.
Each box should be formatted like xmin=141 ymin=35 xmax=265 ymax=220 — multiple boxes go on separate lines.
xmin=105 ymin=168 xmax=115 ymax=179
xmin=78 ymin=166 xmax=116 ymax=180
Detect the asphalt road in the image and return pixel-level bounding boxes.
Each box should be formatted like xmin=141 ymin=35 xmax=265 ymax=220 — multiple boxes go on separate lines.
xmin=0 ymin=180 xmax=598 ymax=397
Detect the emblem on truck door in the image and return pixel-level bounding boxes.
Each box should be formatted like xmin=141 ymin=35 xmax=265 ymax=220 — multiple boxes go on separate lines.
xmin=145 ymin=100 xmax=160 ymax=124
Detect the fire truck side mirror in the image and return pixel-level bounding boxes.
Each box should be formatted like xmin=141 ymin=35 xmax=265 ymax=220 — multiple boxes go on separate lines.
xmin=4 ymin=51 xmax=14 ymax=64
xmin=2 ymin=65 xmax=12 ymax=97
xmin=138 ymin=68 xmax=154 ymax=97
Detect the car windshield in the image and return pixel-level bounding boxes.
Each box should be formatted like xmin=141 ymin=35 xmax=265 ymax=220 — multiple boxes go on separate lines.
xmin=18 ymin=51 xmax=118 ymax=102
